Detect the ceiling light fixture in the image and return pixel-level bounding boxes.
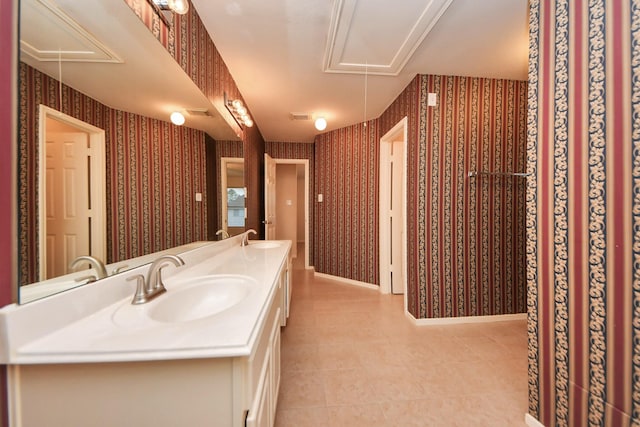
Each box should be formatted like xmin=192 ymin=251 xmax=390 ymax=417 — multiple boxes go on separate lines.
xmin=151 ymin=0 xmax=189 ymax=15
xmin=170 ymin=111 xmax=185 ymax=126
xmin=224 ymin=93 xmax=254 ymax=128
xmin=314 ymin=116 xmax=327 ymax=131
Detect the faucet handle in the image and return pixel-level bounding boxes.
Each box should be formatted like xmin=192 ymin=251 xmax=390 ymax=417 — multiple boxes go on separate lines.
xmin=128 ymin=274 xmax=147 ymax=305
xmin=74 ymin=275 xmax=97 ymax=284
xmin=216 ymin=229 xmax=230 ymax=240
xmin=113 ymin=264 xmax=129 ymax=274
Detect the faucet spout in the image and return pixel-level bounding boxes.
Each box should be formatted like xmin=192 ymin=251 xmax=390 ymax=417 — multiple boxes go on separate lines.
xmin=70 ymin=255 xmax=108 ymax=279
xmin=131 ymin=254 xmax=185 ymax=305
xmin=241 ymin=229 xmax=257 ymax=246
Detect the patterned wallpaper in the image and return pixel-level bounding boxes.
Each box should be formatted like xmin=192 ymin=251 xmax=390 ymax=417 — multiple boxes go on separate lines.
xmin=528 ymin=1 xmax=639 ymax=426
xmin=265 ymin=141 xmax=316 ymax=262
xmin=314 ymin=122 xmax=380 ymax=285
xmin=416 ymin=75 xmax=527 ymax=319
xmin=314 ymin=74 xmax=527 ymax=320
xmin=18 ymin=63 xmax=209 ymax=285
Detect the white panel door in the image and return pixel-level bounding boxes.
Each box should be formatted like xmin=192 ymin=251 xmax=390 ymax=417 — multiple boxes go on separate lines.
xmin=388 ymin=138 xmax=405 ymax=294
xmin=264 ymin=154 xmax=277 ymax=239
xmin=45 ymin=132 xmax=90 ymax=279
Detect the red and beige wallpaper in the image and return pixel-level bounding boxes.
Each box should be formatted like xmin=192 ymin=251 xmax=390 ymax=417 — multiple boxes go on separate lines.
xmin=18 ymin=64 xmax=209 ymax=285
xmin=527 ymin=1 xmax=639 ymax=425
xmin=314 ymin=74 xmax=528 ymax=320
xmin=314 ymin=121 xmax=380 ymax=286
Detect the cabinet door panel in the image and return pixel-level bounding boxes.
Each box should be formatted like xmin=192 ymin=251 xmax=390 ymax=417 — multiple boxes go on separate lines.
xmin=270 ymin=308 xmax=282 ymax=425
xmin=246 ymin=347 xmax=271 ymax=427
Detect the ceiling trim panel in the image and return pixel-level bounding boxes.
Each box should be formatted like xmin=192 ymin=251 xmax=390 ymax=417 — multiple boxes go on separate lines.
xmin=20 ymin=0 xmax=122 ymax=63
xmin=323 ymin=0 xmax=454 ymax=75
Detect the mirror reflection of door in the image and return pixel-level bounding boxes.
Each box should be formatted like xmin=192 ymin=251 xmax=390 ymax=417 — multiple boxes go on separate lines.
xmin=264 ymin=153 xmax=276 ymax=239
xmin=221 ymin=157 xmax=245 ymax=236
xmin=39 ymin=106 xmax=106 ymax=280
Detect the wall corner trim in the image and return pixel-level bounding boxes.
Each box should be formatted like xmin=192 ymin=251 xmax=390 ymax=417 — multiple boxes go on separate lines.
xmin=313 ymin=272 xmax=379 ymax=291
xmin=524 ymin=413 xmax=545 ymax=427
xmin=409 ymin=312 xmax=526 ymax=326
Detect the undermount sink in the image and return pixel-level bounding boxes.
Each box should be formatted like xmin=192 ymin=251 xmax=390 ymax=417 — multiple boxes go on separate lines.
xmin=149 ymin=275 xmax=258 ymax=323
xmin=249 ymin=241 xmax=281 ymax=249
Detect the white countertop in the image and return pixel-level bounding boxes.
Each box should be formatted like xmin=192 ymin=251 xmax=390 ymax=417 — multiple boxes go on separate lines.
xmin=0 ymin=237 xmax=291 ymax=364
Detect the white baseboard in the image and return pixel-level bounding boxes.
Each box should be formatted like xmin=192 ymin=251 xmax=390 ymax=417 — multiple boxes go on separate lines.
xmin=525 ymin=413 xmax=545 ymax=427
xmin=406 ymin=311 xmax=526 ymax=326
xmin=313 ymin=272 xmax=379 ymax=290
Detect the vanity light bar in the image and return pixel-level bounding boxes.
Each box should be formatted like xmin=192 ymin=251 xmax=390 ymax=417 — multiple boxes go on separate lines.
xmin=224 ymin=92 xmax=254 ymax=128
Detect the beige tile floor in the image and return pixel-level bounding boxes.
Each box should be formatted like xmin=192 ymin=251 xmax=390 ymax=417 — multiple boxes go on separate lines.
xmin=275 ymin=248 xmax=528 ymax=427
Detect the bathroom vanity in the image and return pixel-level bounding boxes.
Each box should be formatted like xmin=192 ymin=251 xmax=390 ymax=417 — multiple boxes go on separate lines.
xmin=0 ymin=235 xmax=291 ymax=427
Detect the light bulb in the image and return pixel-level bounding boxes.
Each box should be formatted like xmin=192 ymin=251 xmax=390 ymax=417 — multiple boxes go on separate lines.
xmin=170 ymin=111 xmax=185 ymax=126
xmin=167 ymin=0 xmax=189 ymax=14
xmin=314 ymin=117 xmax=327 ymax=131
xmin=244 ymin=118 xmax=254 ymax=127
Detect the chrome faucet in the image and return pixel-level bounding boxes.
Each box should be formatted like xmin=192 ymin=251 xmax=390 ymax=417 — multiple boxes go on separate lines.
xmin=216 ymin=229 xmax=230 ymax=240
xmin=128 ymin=254 xmax=185 ymax=305
xmin=69 ymin=255 xmax=108 ymax=280
xmin=241 ymin=229 xmax=257 ymax=246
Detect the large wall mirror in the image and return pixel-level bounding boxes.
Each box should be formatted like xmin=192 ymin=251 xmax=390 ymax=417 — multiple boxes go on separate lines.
xmin=17 ymin=0 xmax=244 ymax=303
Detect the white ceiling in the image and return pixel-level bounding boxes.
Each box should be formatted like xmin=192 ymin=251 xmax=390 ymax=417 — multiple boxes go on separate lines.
xmin=191 ymin=0 xmax=529 ymax=142
xmin=20 ymin=0 xmax=529 ymax=143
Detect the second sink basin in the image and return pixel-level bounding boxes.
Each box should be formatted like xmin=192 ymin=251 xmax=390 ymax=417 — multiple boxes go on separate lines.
xmin=148 ymin=275 xmax=258 ymax=323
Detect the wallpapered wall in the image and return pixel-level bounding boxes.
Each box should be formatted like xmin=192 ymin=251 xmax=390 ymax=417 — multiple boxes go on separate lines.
xmin=416 ymin=75 xmax=527 ymax=319
xmin=18 ymin=64 xmax=209 ymax=285
xmin=124 ymin=0 xmax=266 ymax=237
xmin=243 ymin=130 xmax=265 ymax=237
xmin=314 ymin=120 xmax=380 ymax=285
xmin=314 ymin=74 xmax=527 ymax=320
xmin=265 ymin=141 xmax=316 ymax=261
xmin=527 ymin=1 xmax=639 ymax=426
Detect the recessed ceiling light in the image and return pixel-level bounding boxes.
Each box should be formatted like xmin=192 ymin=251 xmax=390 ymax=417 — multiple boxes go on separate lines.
xmin=314 ymin=117 xmax=327 ymax=131
xmin=170 ymin=111 xmax=185 ymax=126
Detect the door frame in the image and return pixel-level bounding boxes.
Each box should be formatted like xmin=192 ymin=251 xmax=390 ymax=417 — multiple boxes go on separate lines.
xmin=274 ymin=158 xmax=310 ymax=269
xmin=38 ymin=105 xmax=106 ymax=280
xmin=379 ymin=117 xmax=408 ymax=302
